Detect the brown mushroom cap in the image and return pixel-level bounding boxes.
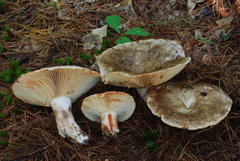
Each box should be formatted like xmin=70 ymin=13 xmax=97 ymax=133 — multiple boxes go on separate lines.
xmin=12 ymin=66 xmax=100 ymax=107
xmin=146 ymin=82 xmax=233 ymax=130
xmin=98 ymin=39 xmax=191 ymax=88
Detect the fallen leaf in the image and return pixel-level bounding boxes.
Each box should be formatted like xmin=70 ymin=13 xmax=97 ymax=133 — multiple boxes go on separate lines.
xmin=82 ymin=25 xmax=108 ymax=50
xmin=188 ymin=0 xmax=204 ymax=19
xmin=113 ymin=0 xmax=137 ymax=17
xmin=216 ymin=16 xmax=234 ymax=28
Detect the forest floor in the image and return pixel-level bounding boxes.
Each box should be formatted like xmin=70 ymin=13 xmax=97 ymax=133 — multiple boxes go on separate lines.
xmin=0 ymin=0 xmax=240 ymax=160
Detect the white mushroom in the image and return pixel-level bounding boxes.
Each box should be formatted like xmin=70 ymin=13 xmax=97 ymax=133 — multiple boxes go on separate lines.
xmin=81 ymin=91 xmax=135 ymax=138
xmin=146 ymin=82 xmax=233 ymax=130
xmin=12 ymin=66 xmax=100 ymax=144
xmin=98 ymin=39 xmax=191 ymax=88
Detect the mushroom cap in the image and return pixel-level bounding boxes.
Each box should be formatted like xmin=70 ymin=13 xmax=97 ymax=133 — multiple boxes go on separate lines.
xmin=146 ymin=82 xmax=233 ymax=130
xmin=81 ymin=91 xmax=136 ymax=122
xmin=98 ymin=39 xmax=191 ymax=88
xmin=12 ymin=66 xmax=100 ymax=107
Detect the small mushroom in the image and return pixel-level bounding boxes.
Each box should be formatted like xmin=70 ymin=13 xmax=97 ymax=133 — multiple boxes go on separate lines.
xmin=81 ymin=91 xmax=135 ymax=138
xmin=146 ymin=82 xmax=233 ymax=130
xmin=98 ymin=39 xmax=191 ymax=88
xmin=12 ymin=66 xmax=100 ymax=144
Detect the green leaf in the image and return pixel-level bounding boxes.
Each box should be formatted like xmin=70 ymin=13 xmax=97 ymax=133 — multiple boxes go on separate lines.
xmin=219 ymin=32 xmax=230 ymax=42
xmin=124 ymin=27 xmax=152 ymax=36
xmin=0 ymin=131 xmax=7 ymax=137
xmin=116 ymin=37 xmax=132 ymax=44
xmin=0 ymin=44 xmax=4 ymax=53
xmin=195 ymin=37 xmax=222 ymax=47
xmin=105 ymin=15 xmax=122 ymax=33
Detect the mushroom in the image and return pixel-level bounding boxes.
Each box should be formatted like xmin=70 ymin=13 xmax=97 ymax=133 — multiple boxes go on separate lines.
xmin=81 ymin=91 xmax=135 ymax=138
xmin=146 ymin=82 xmax=233 ymax=130
xmin=12 ymin=66 xmax=101 ymax=144
xmin=97 ymin=39 xmax=191 ymax=88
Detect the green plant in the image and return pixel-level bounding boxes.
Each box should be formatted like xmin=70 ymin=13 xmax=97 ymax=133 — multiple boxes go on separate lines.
xmin=147 ymin=141 xmax=159 ymax=152
xmin=35 ymin=13 xmax=40 ymax=17
xmin=195 ymin=37 xmax=222 ymax=47
xmin=141 ymin=129 xmax=160 ymax=152
xmin=116 ymin=37 xmax=132 ymax=44
xmin=141 ymin=129 xmax=160 ymax=140
xmin=0 ymin=44 xmax=4 ymax=53
xmin=80 ymin=53 xmax=90 ymax=61
xmin=102 ymin=38 xmax=110 ymax=49
xmin=12 ymin=106 xmax=19 ymax=113
xmin=10 ymin=60 xmax=20 ymax=68
xmin=0 ymin=113 xmax=5 ymax=120
xmin=106 ymin=15 xmax=122 ymax=34
xmin=219 ymin=31 xmax=230 ymax=42
xmin=0 ymin=140 xmax=8 ymax=146
xmin=92 ymin=38 xmax=110 ymax=54
xmin=3 ymin=26 xmax=10 ymax=32
xmin=3 ymin=154 xmax=9 ymax=159
xmin=51 ymin=1 xmax=57 ymax=8
xmin=57 ymin=58 xmax=64 ymax=65
xmin=0 ymin=131 xmax=7 ymax=137
xmin=105 ymin=15 xmax=152 ymax=44
xmin=12 ymin=143 xmax=19 ymax=147
xmin=4 ymin=91 xmax=12 ymax=104
xmin=65 ymin=56 xmax=72 ymax=65
xmin=1 ymin=25 xmax=11 ymax=42
xmin=0 ymin=60 xmax=29 ymax=83
xmin=53 ymin=56 xmax=73 ymax=65
xmin=2 ymin=33 xmax=10 ymax=41
xmin=0 ymin=0 xmax=5 ymax=14
xmin=93 ymin=49 xmax=104 ymax=54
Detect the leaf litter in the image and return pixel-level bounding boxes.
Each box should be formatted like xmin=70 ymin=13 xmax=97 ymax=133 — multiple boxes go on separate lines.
xmin=0 ymin=0 xmax=240 ymax=160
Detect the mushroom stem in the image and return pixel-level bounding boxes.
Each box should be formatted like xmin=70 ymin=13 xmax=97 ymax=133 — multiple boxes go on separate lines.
xmin=101 ymin=111 xmax=119 ymax=138
xmin=50 ymin=96 xmax=89 ymax=144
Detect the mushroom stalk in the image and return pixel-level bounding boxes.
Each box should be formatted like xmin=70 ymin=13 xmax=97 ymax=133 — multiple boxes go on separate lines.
xmin=50 ymin=96 xmax=89 ymax=144
xmin=101 ymin=111 xmax=119 ymax=138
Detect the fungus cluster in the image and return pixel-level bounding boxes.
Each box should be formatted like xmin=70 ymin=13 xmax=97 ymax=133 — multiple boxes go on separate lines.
xmin=12 ymin=39 xmax=232 ymax=144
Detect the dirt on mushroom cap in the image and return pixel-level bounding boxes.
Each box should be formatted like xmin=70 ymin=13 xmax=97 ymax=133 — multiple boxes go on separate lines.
xmin=146 ymin=82 xmax=233 ymax=130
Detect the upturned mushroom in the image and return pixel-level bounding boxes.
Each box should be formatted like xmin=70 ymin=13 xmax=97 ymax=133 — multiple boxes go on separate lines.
xmin=97 ymin=39 xmax=191 ymax=88
xmin=81 ymin=91 xmax=135 ymax=138
xmin=12 ymin=66 xmax=100 ymax=144
xmin=146 ymin=82 xmax=233 ymax=130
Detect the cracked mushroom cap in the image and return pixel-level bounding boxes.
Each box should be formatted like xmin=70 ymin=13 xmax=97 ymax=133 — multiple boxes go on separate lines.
xmin=98 ymin=39 xmax=191 ymax=88
xmin=146 ymin=82 xmax=233 ymax=130
xmin=81 ymin=91 xmax=135 ymax=123
xmin=12 ymin=66 xmax=100 ymax=106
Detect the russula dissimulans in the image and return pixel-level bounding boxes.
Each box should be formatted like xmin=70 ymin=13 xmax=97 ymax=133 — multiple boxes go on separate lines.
xmin=97 ymin=39 xmax=191 ymax=88
xmin=146 ymin=82 xmax=233 ymax=130
xmin=12 ymin=66 xmax=100 ymax=144
xmin=81 ymin=91 xmax=135 ymax=138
